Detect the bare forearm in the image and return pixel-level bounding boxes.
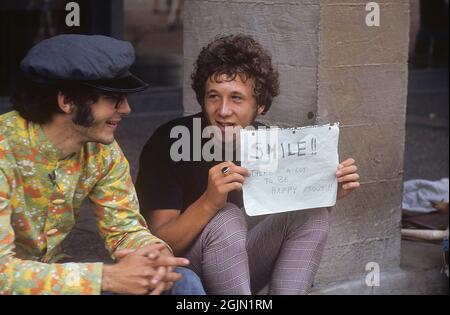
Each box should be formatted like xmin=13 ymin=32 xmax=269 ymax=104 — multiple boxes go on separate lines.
xmin=150 ymin=193 xmax=218 ymax=256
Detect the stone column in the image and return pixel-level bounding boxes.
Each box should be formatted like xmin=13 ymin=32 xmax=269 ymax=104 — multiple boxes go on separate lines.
xmin=316 ymin=0 xmax=409 ymax=285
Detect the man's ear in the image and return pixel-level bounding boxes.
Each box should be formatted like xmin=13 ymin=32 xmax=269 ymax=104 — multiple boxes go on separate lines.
xmin=257 ymin=104 xmax=266 ymax=115
xmin=57 ymin=92 xmax=74 ymax=114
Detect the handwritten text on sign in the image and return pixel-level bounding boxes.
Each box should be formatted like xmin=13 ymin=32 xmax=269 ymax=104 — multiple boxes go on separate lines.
xmin=240 ymin=123 xmax=340 ymax=216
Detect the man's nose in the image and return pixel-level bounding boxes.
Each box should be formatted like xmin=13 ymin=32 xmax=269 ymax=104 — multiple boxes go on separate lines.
xmin=118 ymin=98 xmax=131 ymax=115
xmin=218 ymin=100 xmax=232 ymax=116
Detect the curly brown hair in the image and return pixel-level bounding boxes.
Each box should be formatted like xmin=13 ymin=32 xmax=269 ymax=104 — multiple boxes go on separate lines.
xmin=191 ymin=34 xmax=280 ymax=115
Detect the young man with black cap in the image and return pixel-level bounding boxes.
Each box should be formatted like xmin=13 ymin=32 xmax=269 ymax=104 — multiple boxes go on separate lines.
xmin=135 ymin=34 xmax=360 ymax=295
xmin=0 ymin=34 xmax=205 ymax=295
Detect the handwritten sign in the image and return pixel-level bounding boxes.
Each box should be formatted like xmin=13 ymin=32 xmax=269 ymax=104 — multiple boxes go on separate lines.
xmin=240 ymin=123 xmax=340 ymax=216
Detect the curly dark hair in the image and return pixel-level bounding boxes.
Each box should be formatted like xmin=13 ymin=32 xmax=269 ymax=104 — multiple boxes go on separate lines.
xmin=191 ymin=34 xmax=280 ymax=115
xmin=10 ymin=78 xmax=124 ymax=126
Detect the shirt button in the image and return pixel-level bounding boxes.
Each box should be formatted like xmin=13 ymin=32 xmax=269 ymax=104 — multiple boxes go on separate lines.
xmin=46 ymin=228 xmax=58 ymax=236
xmin=52 ymin=199 xmax=65 ymax=205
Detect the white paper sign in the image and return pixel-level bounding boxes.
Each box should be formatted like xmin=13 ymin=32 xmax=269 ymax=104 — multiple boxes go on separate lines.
xmin=240 ymin=123 xmax=340 ymax=216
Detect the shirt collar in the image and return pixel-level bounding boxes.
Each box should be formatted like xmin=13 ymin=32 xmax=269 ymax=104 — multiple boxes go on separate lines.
xmin=29 ymin=121 xmax=77 ymax=162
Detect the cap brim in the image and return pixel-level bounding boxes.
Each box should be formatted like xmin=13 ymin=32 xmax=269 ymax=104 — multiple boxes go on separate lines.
xmin=82 ymin=73 xmax=149 ymax=93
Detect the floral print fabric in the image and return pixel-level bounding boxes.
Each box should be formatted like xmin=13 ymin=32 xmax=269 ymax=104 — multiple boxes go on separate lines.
xmin=0 ymin=111 xmax=166 ymax=294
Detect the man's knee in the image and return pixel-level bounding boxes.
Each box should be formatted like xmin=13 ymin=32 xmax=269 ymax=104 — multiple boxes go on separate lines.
xmin=207 ymin=203 xmax=247 ymax=230
xmin=309 ymin=207 xmax=331 ymax=239
xmin=306 ymin=207 xmax=330 ymax=226
xmin=286 ymin=208 xmax=331 ymax=240
xmin=203 ymin=203 xmax=248 ymax=246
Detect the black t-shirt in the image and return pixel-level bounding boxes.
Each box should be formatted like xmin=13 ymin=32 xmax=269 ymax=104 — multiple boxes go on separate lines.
xmin=135 ymin=112 xmax=244 ymax=215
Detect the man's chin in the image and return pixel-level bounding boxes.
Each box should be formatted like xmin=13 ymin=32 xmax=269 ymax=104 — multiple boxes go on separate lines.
xmin=222 ymin=137 xmax=238 ymax=151
xmin=95 ymin=137 xmax=115 ymax=145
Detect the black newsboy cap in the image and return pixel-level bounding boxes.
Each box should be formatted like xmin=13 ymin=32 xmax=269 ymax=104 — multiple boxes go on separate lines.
xmin=20 ymin=34 xmax=149 ymax=93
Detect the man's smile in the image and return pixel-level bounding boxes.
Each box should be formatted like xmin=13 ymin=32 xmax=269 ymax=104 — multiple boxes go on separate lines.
xmin=216 ymin=121 xmax=237 ymax=133
xmin=106 ymin=119 xmax=121 ymax=129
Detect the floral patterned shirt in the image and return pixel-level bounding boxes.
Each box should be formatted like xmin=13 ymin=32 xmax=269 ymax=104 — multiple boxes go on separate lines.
xmin=0 ymin=111 xmax=167 ymax=295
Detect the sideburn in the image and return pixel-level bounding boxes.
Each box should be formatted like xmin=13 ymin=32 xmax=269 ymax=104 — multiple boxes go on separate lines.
xmin=72 ymin=104 xmax=95 ymax=127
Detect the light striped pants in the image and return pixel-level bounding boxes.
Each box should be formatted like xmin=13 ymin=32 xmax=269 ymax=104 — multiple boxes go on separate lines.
xmin=184 ymin=203 xmax=330 ymax=295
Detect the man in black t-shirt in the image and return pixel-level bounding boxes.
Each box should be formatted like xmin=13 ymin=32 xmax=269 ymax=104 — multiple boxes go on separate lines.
xmin=136 ymin=34 xmax=360 ymax=295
